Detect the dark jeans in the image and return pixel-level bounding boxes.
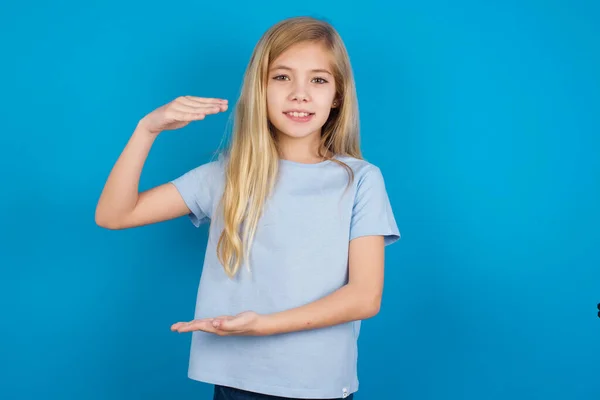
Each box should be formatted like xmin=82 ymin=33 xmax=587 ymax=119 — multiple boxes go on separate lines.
xmin=213 ymin=385 xmax=354 ymax=400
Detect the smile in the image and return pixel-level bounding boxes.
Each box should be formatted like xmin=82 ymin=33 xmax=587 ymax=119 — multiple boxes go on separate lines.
xmin=283 ymin=112 xmax=315 ymax=122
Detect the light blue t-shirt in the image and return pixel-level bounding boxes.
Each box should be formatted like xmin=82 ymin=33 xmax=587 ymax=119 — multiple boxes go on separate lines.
xmin=170 ymin=153 xmax=400 ymax=399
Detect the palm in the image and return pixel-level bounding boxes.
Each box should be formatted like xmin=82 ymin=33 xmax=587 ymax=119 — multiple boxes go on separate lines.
xmin=172 ymin=311 xmax=262 ymax=336
xmin=163 ymin=119 xmax=190 ymax=131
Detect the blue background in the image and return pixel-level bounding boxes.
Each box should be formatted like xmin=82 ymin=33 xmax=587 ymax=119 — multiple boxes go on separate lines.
xmin=1 ymin=1 xmax=599 ymax=399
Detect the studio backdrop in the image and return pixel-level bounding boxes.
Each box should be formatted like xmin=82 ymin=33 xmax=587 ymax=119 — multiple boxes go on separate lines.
xmin=1 ymin=1 xmax=599 ymax=399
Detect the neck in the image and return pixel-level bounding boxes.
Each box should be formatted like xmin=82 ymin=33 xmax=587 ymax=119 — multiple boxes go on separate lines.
xmin=276 ymin=130 xmax=331 ymax=163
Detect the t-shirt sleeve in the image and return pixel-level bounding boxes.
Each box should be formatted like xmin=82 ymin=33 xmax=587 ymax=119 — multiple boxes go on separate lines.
xmin=170 ymin=161 xmax=220 ymax=227
xmin=349 ymin=165 xmax=401 ymax=246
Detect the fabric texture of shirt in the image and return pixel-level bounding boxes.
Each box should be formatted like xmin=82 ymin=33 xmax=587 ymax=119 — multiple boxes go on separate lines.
xmin=170 ymin=153 xmax=401 ymax=399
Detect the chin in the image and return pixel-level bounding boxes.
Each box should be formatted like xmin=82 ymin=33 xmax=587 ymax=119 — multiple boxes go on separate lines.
xmin=271 ymin=118 xmax=326 ymax=139
xmin=275 ymin=125 xmax=320 ymax=139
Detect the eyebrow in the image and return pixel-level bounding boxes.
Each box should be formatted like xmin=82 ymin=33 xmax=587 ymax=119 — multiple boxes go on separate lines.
xmin=269 ymin=65 xmax=333 ymax=76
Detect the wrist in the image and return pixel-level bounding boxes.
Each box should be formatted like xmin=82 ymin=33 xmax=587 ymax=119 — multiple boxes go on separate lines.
xmin=136 ymin=119 xmax=161 ymax=138
xmin=256 ymin=314 xmax=277 ymax=336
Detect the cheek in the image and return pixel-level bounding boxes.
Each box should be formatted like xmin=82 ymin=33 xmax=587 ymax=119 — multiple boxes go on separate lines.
xmin=315 ymin=94 xmax=335 ymax=112
xmin=266 ymin=90 xmax=287 ymax=126
xmin=316 ymin=88 xmax=337 ymax=106
xmin=266 ymin=87 xmax=276 ymax=116
xmin=266 ymin=86 xmax=281 ymax=110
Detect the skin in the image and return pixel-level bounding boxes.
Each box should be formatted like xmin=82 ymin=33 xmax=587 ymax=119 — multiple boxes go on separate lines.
xmin=267 ymin=41 xmax=339 ymax=163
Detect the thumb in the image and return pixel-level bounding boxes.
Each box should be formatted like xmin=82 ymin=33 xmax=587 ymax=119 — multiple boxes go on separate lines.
xmin=216 ymin=315 xmax=245 ymax=331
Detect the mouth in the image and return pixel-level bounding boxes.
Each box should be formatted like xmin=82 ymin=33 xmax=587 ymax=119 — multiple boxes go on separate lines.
xmin=283 ymin=111 xmax=315 ymax=123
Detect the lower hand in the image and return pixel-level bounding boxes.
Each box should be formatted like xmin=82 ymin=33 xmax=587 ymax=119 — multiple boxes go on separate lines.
xmin=171 ymin=311 xmax=267 ymax=336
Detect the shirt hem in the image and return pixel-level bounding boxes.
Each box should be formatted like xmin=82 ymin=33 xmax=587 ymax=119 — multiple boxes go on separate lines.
xmin=188 ymin=369 xmax=359 ymax=399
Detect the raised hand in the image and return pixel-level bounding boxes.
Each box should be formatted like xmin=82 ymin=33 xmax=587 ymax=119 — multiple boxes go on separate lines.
xmin=138 ymin=95 xmax=228 ymax=135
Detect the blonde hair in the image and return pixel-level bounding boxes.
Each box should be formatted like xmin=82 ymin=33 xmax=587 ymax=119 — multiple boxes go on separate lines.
xmin=215 ymin=16 xmax=363 ymax=278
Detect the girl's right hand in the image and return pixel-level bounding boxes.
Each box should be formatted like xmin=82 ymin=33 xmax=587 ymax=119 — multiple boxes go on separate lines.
xmin=138 ymin=96 xmax=229 ymax=135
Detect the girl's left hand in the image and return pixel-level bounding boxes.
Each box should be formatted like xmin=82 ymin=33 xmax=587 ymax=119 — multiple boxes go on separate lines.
xmin=171 ymin=311 xmax=265 ymax=336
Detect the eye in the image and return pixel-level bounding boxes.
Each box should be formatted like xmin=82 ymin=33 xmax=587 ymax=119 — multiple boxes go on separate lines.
xmin=272 ymin=75 xmax=329 ymax=84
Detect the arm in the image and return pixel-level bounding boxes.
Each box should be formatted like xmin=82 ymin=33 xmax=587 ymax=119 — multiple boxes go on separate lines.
xmin=259 ymin=235 xmax=385 ymax=335
xmin=95 ymin=96 xmax=228 ymax=230
xmin=172 ymin=235 xmax=386 ymax=335
xmin=94 ymin=123 xmax=190 ymax=230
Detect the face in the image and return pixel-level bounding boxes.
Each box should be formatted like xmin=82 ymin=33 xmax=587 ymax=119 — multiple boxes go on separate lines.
xmin=266 ymin=41 xmax=338 ymax=141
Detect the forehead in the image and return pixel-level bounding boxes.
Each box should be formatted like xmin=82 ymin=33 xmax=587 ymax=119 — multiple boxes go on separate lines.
xmin=270 ymin=41 xmax=333 ymax=70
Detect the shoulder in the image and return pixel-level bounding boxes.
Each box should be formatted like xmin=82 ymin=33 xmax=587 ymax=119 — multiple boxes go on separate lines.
xmin=335 ymin=155 xmax=386 ymax=182
xmin=188 ymin=152 xmax=227 ymax=177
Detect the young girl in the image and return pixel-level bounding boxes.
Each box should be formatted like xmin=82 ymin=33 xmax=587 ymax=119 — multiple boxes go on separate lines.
xmin=96 ymin=16 xmax=400 ymax=400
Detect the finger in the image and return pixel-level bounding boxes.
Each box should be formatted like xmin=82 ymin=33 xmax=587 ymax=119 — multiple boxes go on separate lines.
xmin=180 ymin=96 xmax=228 ymax=107
xmin=171 ymin=319 xmax=211 ymax=331
xmin=210 ymin=315 xmax=231 ymax=327
xmin=177 ymin=319 xmax=211 ymax=333
xmin=185 ymin=96 xmax=228 ymax=104
xmin=218 ymin=317 xmax=245 ymax=331
xmin=177 ymin=97 xmax=219 ymax=108
xmin=172 ymin=103 xmax=225 ymax=116
xmin=171 ymin=322 xmax=185 ymax=331
xmin=166 ymin=110 xmax=207 ymax=122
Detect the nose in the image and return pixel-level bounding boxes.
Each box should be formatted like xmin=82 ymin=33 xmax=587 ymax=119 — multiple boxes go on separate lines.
xmin=288 ymin=80 xmax=310 ymax=103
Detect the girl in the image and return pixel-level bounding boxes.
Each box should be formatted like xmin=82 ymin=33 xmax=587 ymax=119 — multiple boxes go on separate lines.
xmin=96 ymin=16 xmax=400 ymax=400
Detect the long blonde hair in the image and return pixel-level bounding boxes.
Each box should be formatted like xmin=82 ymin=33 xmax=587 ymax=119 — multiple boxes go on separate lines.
xmin=215 ymin=16 xmax=363 ymax=278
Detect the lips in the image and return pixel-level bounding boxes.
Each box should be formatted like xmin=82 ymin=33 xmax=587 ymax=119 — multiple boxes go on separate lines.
xmin=283 ymin=111 xmax=314 ymax=117
xmin=283 ymin=111 xmax=314 ymax=123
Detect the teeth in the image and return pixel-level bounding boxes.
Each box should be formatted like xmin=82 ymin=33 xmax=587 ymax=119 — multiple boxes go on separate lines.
xmin=287 ymin=112 xmax=310 ymax=117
